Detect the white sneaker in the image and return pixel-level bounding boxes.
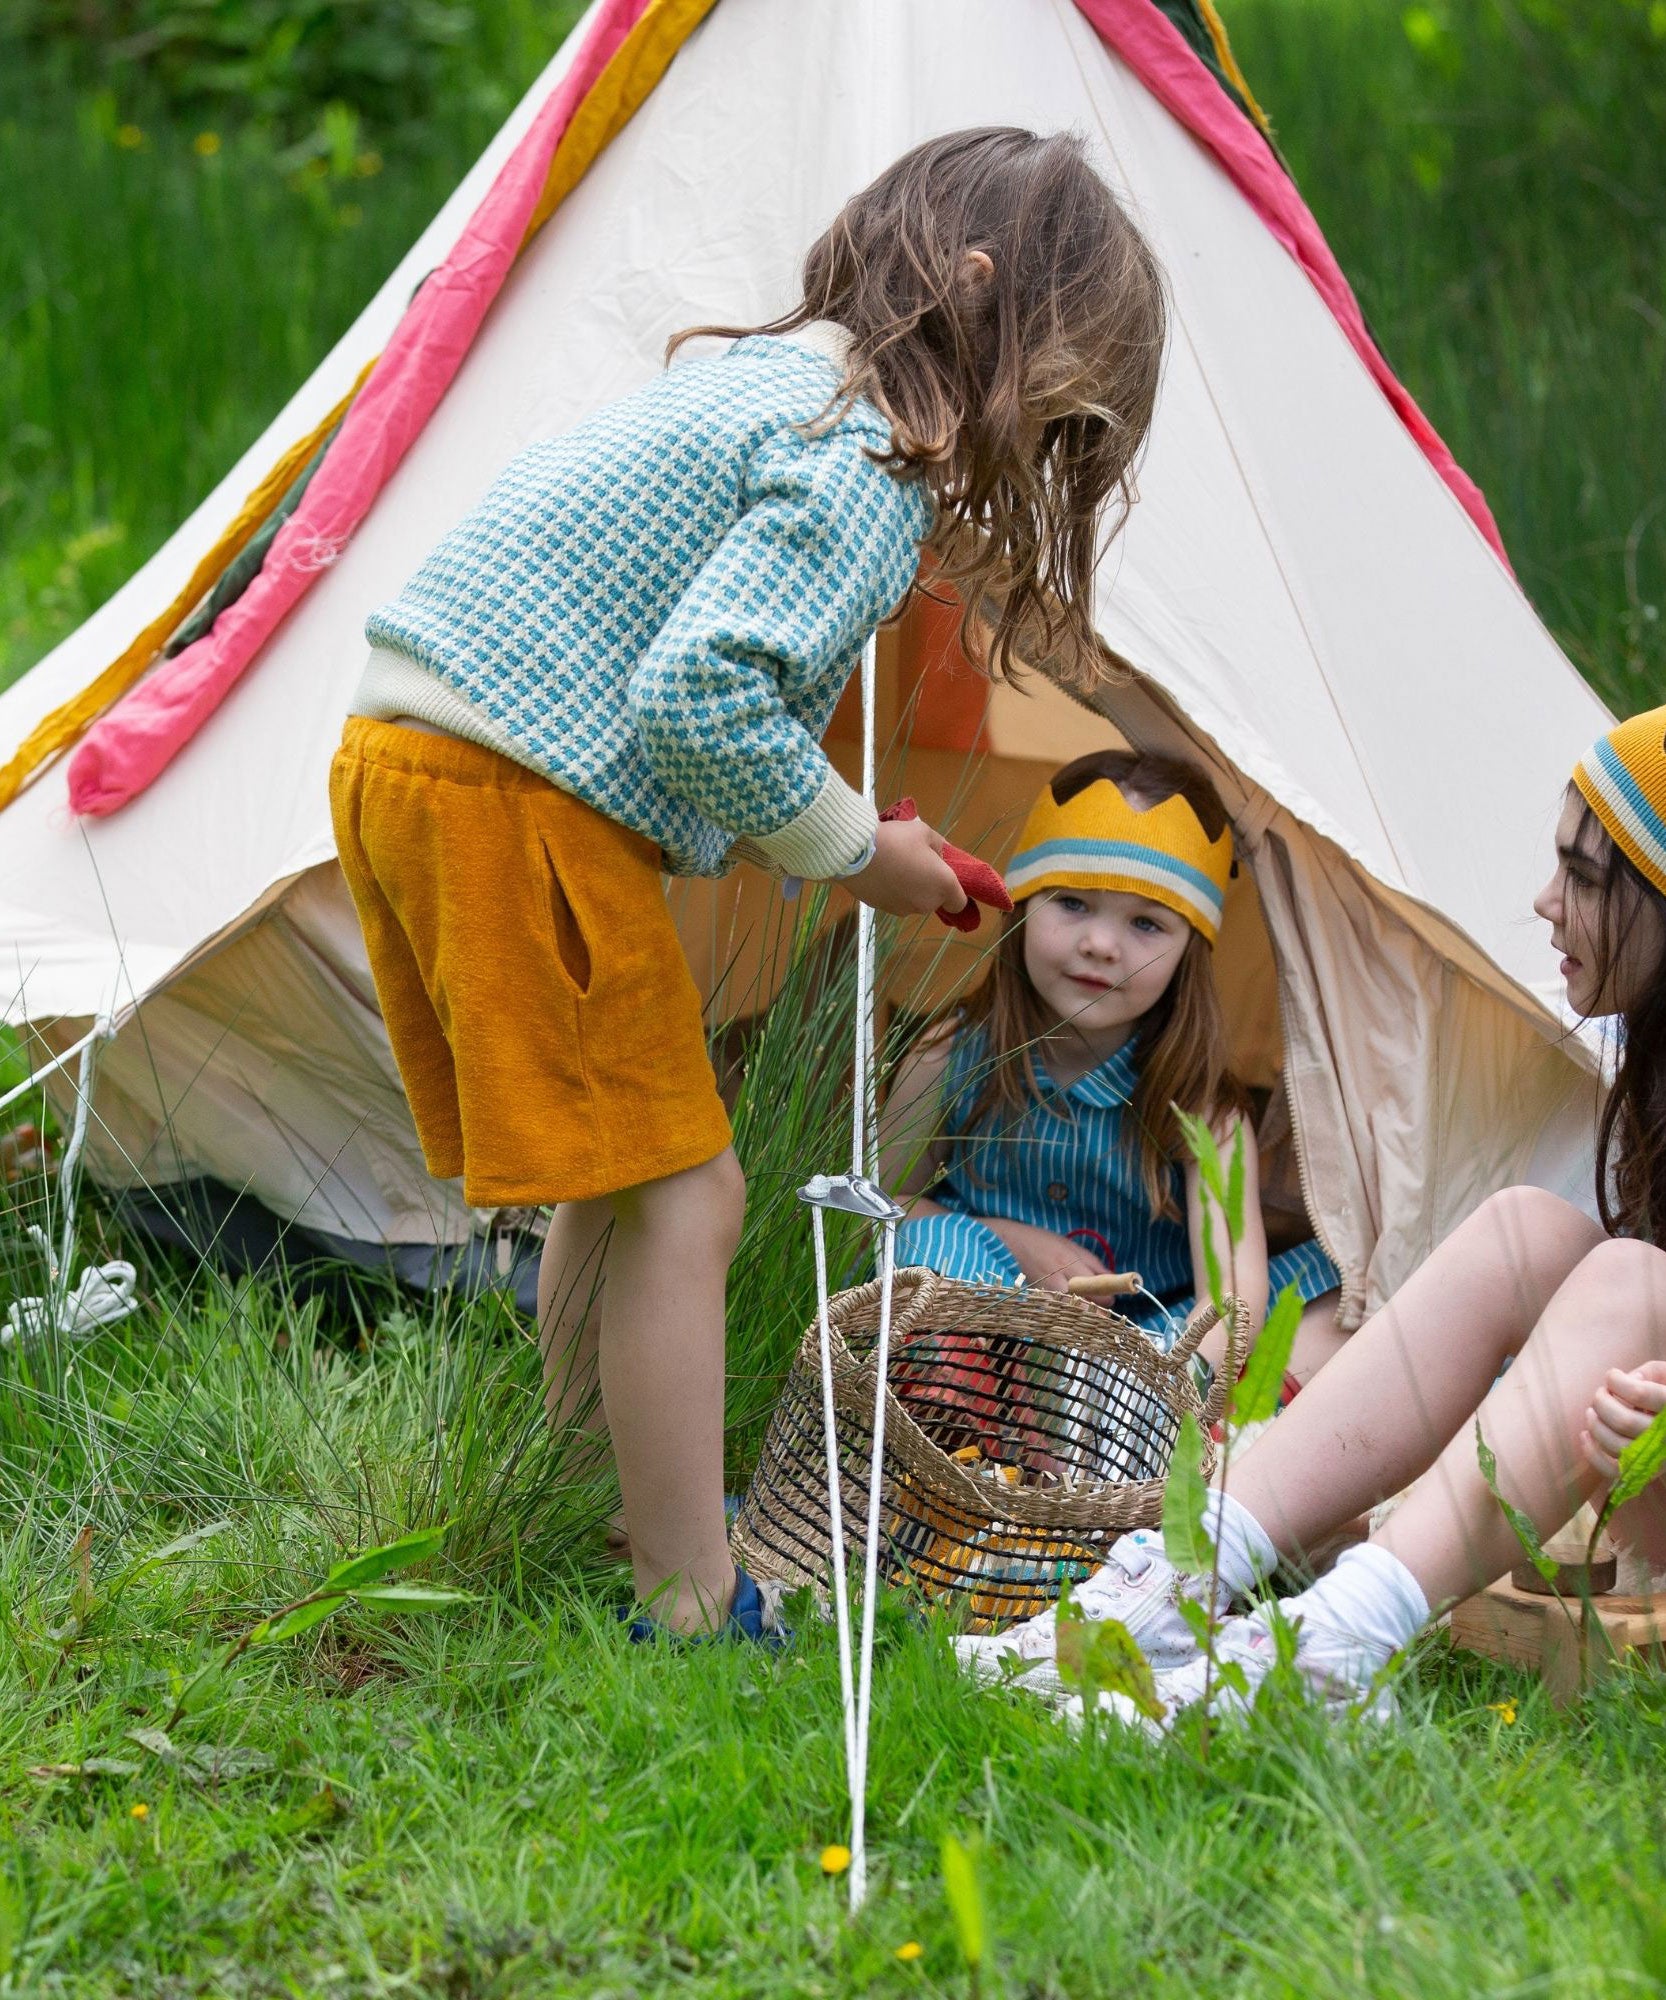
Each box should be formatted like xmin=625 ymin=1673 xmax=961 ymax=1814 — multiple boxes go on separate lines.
xmin=1077 ymin=1602 xmax=1400 ymax=1736
xmin=951 ymin=1530 xmax=1214 ymax=1703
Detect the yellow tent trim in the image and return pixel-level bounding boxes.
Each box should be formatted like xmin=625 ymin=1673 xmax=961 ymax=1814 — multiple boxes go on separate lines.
xmin=1195 ymin=0 xmax=1273 ymax=138
xmin=522 ymin=0 xmax=722 ymax=243
xmin=0 ymin=0 xmax=716 ymax=819
xmin=0 ymin=358 xmax=375 ymax=813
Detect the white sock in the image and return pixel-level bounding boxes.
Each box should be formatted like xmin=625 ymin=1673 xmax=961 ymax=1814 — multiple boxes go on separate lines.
xmin=1289 ymin=1542 xmax=1430 ymax=1660
xmin=1201 ymin=1487 xmax=1279 ymax=1601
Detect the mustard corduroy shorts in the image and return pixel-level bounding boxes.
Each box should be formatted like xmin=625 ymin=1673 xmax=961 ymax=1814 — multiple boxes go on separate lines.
xmin=329 ymin=718 xmax=732 ymax=1207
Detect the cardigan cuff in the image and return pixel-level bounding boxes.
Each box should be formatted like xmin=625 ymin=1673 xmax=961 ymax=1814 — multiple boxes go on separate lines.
xmin=747 ymin=768 xmax=878 ymax=879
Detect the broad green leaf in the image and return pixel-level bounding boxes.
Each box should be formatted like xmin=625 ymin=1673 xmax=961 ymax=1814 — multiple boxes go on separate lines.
xmin=1610 ymin=1404 xmax=1666 ymax=1511
xmin=940 ymin=1833 xmax=986 ymax=1971
xmin=1225 ymin=1123 xmax=1246 ymax=1246
xmin=1080 ymin=1618 xmax=1165 ymax=1722
xmin=1176 ymin=1595 xmax=1213 ymax=1646
xmin=1199 ymin=1221 xmax=1226 ymax=1316
xmin=324 ymin=1523 xmax=449 ymax=1593
xmin=1475 ymin=1421 xmax=1555 ymax=1582
xmin=1231 ymin=1285 xmax=1304 ymax=1426
xmin=351 ymin=1584 xmax=473 ymax=1608
xmin=254 ymin=1593 xmax=347 ymax=1646
xmin=1173 ymin=1107 xmax=1226 ymax=1207
xmin=127 ymin=1726 xmax=175 ymax=1760
xmin=1163 ymin=1413 xmax=1215 ymax=1576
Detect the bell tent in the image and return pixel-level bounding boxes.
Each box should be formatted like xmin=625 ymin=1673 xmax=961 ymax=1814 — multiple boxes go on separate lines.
xmin=0 ymin=0 xmax=1611 ymax=1324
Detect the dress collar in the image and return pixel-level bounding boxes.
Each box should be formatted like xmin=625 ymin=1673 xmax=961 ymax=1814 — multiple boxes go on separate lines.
xmin=1038 ymin=1038 xmax=1140 ymax=1109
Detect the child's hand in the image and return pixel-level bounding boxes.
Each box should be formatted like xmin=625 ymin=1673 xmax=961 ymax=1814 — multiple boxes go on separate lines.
xmin=847 ymin=815 xmax=969 ymax=918
xmin=1582 ymin=1361 xmax=1666 ymax=1482
xmin=986 ymin=1217 xmax=1109 ymax=1292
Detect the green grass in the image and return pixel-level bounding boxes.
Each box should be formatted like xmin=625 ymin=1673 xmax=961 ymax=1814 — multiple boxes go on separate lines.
xmin=6 ymin=930 xmax=1666 ymax=1996
xmin=6 ymin=4 xmax=1666 ymax=1991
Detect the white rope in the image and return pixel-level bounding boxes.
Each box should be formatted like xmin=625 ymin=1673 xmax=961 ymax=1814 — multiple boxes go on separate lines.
xmin=811 ymin=1206 xmax=859 ymax=1787
xmin=0 ymin=1021 xmax=108 ymax=1118
xmin=848 ymin=1212 xmax=897 ymax=1912
xmin=795 ymin=633 xmax=900 ymax=1913
xmin=2 ymin=1014 xmax=139 ymax=1350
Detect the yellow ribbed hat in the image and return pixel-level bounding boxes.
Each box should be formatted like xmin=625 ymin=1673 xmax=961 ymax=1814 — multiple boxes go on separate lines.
xmin=1005 ymin=777 xmax=1234 ymax=942
xmin=1572 ymin=704 xmax=1666 ymax=898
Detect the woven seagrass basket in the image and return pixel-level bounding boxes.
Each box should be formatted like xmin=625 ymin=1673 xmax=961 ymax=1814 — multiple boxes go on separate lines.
xmin=731 ymin=1267 xmax=1243 ymax=1630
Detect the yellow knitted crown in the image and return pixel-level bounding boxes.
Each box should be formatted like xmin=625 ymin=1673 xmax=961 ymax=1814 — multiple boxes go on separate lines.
xmin=1573 ymin=703 xmax=1666 ymax=899
xmin=1004 ymin=777 xmax=1234 ymax=942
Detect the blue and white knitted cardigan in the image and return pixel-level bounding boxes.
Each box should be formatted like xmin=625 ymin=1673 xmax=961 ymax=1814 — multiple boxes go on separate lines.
xmin=361 ymin=327 xmax=932 ymax=879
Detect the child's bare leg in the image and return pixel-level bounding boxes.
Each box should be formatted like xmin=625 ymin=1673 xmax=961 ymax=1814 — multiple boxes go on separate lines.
xmin=1375 ymin=1236 xmax=1666 ymax=1606
xmin=601 ymin=1146 xmax=745 ymax=1633
xmin=1225 ymin=1188 xmax=1605 ymax=1558
xmin=537 ymin=1196 xmax=613 ymax=1443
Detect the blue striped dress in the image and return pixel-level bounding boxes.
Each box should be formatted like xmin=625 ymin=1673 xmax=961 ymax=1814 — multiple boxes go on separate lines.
xmin=893 ymin=1025 xmax=1338 ymax=1351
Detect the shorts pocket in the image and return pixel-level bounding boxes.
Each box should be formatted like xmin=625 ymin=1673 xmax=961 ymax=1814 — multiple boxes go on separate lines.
xmin=539 ymin=835 xmax=594 ymax=998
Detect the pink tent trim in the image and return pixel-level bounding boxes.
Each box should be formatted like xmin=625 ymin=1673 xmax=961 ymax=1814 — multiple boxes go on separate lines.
xmin=66 ymin=0 xmax=1511 ymax=820
xmin=1072 ymin=0 xmax=1510 ymax=565
xmin=66 ymin=0 xmax=655 ymax=818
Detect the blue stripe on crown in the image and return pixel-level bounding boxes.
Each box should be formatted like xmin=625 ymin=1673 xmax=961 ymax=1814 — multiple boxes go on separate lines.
xmin=1590 ymin=738 xmax=1666 ymax=862
xmin=1006 ymin=835 xmax=1225 ymax=910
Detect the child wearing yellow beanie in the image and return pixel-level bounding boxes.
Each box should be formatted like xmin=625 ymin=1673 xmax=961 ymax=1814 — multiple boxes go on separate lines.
xmin=881 ymin=748 xmax=1340 ymax=1366
xmin=957 ymin=706 xmax=1666 ymax=1729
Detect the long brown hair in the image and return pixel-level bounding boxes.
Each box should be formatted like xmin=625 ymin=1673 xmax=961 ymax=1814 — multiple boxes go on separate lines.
xmin=1567 ymin=795 xmax=1666 ymax=1243
xmin=671 ymin=128 xmax=1167 ymax=689
xmin=950 ymin=751 xmax=1248 ymax=1223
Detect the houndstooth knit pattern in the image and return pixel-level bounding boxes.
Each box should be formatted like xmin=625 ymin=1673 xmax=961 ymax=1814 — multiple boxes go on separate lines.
xmin=364 ymin=336 xmax=931 ymax=878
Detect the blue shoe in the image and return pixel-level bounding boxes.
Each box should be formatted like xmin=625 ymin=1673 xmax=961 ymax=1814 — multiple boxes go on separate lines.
xmin=621 ymin=1566 xmax=791 ymax=1649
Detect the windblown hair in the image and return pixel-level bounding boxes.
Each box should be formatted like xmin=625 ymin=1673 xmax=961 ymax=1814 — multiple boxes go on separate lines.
xmin=1566 ymin=795 xmax=1666 ymax=1244
xmin=950 ymin=750 xmax=1248 ymax=1223
xmin=670 ymin=128 xmax=1167 ymax=688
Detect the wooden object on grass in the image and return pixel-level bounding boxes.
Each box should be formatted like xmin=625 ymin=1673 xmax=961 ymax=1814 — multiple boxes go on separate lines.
xmin=1450 ymin=1574 xmax=1666 ymax=1701
xmin=1510 ymin=1530 xmax=1618 ymax=1599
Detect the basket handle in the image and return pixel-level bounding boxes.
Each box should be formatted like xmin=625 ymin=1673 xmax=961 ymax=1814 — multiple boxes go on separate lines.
xmin=1170 ymin=1297 xmax=1248 ymax=1431
xmin=1064 ymin=1270 xmax=1143 ymax=1299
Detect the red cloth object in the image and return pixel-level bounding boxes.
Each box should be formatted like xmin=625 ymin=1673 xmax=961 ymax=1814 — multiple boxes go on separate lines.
xmin=880 ymin=797 xmax=1012 ymax=932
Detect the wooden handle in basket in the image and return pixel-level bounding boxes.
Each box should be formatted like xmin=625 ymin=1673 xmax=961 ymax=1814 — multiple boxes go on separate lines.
xmin=1065 ymin=1271 xmax=1144 ymax=1299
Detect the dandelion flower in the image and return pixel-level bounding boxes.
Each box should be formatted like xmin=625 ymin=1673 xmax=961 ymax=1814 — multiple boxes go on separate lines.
xmin=1487 ymin=1698 xmax=1517 ymax=1724
xmin=895 ymin=1940 xmax=923 ymax=1962
xmin=819 ymin=1843 xmax=851 ymax=1876
xmin=130 ymin=1802 xmax=149 ymax=1819
xmin=115 ymin=125 xmax=144 ymax=149
xmin=193 ymin=132 xmax=221 ymax=157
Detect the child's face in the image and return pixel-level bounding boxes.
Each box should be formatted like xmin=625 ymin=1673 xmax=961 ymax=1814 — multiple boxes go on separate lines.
xmin=1020 ymin=887 xmax=1192 ymax=1041
xmin=1533 ymin=790 xmax=1666 ymax=1017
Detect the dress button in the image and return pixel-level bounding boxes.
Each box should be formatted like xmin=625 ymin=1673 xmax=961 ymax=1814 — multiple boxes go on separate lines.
xmin=1046 ymin=1181 xmax=1070 ymax=1203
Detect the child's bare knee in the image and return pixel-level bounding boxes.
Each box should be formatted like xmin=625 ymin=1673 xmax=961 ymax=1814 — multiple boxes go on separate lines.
xmin=699 ymin=1148 xmax=747 ymax=1252
xmin=1567 ymin=1237 xmax=1666 ymax=1350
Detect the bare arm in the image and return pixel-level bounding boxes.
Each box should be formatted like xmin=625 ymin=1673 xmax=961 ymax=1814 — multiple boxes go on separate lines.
xmin=879 ymin=1027 xmax=956 ymax=1209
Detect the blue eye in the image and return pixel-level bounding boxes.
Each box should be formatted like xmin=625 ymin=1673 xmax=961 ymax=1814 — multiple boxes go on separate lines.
xmin=1056 ymin=894 xmax=1088 ymax=914
xmin=1132 ymin=914 xmax=1164 ymax=933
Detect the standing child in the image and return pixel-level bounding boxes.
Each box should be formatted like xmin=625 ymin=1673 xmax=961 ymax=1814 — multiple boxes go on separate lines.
xmin=882 ymin=750 xmax=1342 ymax=1376
xmin=328 ymin=128 xmax=1168 ymax=1636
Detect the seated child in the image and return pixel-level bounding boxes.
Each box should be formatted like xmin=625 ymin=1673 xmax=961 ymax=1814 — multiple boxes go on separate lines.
xmin=958 ymin=705 xmax=1666 ymax=1725
xmin=881 ymin=750 xmax=1342 ymax=1385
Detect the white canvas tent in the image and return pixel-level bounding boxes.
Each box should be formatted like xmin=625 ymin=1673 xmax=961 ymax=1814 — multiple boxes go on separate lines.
xmin=0 ymin=0 xmax=1611 ymax=1324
